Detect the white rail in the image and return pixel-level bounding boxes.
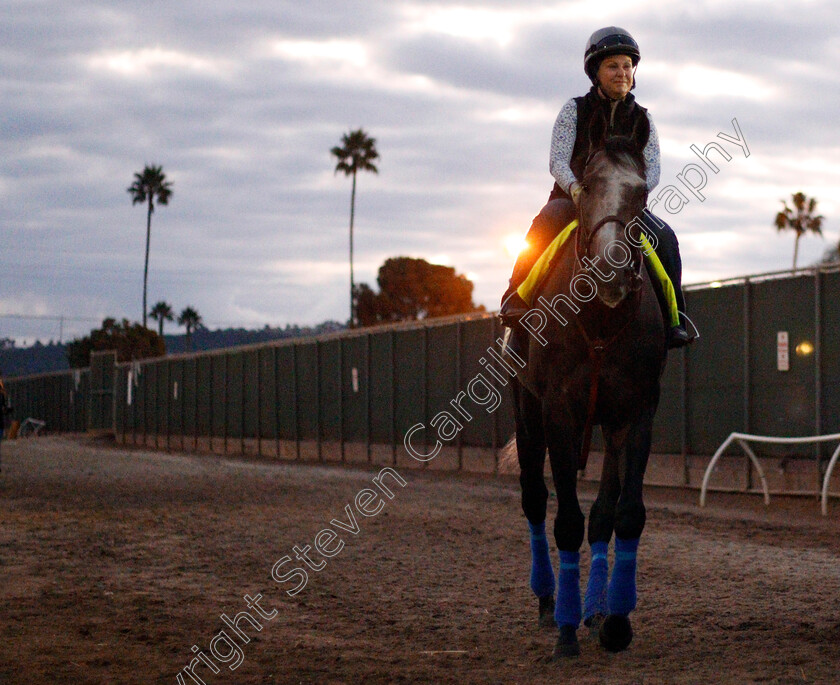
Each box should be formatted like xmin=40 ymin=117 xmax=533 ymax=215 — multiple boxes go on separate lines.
xmin=699 ymin=432 xmax=840 ymax=516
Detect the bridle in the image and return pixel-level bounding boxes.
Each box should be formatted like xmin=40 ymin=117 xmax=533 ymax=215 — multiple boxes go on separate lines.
xmin=570 ymin=152 xmax=647 ymax=472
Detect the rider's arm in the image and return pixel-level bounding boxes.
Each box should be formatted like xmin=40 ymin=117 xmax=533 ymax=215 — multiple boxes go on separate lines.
xmin=644 ymin=112 xmax=660 ymax=192
xmin=549 ymin=99 xmax=579 ymax=195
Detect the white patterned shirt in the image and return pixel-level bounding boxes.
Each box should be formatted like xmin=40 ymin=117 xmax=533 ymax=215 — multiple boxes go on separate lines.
xmin=549 ymin=98 xmax=661 ymax=194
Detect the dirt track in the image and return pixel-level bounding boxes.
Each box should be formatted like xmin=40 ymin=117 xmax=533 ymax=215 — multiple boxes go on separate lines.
xmin=1 ymin=435 xmax=839 ymax=684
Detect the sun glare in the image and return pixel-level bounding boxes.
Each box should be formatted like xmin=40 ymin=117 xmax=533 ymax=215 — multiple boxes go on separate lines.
xmin=503 ymin=234 xmax=528 ymax=258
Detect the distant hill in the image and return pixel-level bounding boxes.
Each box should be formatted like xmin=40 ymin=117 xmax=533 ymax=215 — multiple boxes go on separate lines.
xmin=0 ymin=322 xmax=346 ymax=378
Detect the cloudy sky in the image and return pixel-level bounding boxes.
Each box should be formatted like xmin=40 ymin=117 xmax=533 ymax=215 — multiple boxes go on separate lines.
xmin=3 ymin=0 xmax=839 ymax=344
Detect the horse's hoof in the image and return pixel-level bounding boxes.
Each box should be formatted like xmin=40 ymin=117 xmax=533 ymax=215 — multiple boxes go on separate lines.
xmin=538 ymin=595 xmax=556 ymax=629
xmin=584 ymin=612 xmax=605 ymax=639
xmin=599 ymin=614 xmax=633 ymax=652
xmin=552 ymin=625 xmax=580 ymax=659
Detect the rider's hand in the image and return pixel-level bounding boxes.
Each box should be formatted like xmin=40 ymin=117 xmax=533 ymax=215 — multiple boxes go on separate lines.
xmin=570 ymin=182 xmax=582 ymax=206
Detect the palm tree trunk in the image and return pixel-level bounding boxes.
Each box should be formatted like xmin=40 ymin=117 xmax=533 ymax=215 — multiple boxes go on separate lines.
xmin=349 ymin=171 xmax=357 ymax=327
xmin=143 ymin=197 xmax=153 ymax=327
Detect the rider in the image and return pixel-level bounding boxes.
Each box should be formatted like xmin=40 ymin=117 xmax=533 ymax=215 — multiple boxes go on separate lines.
xmin=500 ymin=27 xmax=692 ymax=348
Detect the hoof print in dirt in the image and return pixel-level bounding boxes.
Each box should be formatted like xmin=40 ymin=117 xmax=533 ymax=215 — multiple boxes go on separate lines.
xmin=538 ymin=595 xmax=556 ymax=629
xmin=552 ymin=625 xmax=580 ymax=659
xmin=599 ymin=614 xmax=633 ymax=652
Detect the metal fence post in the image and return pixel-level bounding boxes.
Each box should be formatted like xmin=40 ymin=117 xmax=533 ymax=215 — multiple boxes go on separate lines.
xmin=365 ymin=333 xmax=372 ymax=464
xmin=815 ymin=268 xmax=823 ymax=490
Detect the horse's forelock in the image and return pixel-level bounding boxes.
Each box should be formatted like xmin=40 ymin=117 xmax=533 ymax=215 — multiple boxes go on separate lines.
xmin=601 ymin=135 xmax=645 ymax=174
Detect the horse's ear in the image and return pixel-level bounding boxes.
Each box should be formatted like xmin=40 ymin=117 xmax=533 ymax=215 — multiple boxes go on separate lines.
xmin=587 ymin=106 xmax=607 ymax=152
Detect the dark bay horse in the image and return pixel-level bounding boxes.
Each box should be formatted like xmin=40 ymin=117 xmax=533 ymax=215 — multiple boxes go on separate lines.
xmin=511 ymin=121 xmax=667 ymax=659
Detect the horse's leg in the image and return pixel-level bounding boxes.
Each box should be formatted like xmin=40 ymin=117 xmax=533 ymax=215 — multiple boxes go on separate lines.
xmin=512 ymin=379 xmax=555 ymax=628
xmin=583 ymin=425 xmax=625 ymax=636
xmin=544 ymin=407 xmax=585 ymax=658
xmin=600 ymin=410 xmax=655 ymax=653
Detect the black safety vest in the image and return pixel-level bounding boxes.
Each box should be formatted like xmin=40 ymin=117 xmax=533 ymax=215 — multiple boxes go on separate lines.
xmin=550 ymin=86 xmax=650 ymax=201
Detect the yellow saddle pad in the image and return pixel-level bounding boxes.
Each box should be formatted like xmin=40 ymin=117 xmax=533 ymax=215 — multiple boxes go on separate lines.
xmin=516 ymin=220 xmax=679 ymax=328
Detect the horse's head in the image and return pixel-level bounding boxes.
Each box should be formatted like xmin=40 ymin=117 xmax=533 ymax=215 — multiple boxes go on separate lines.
xmin=577 ymin=126 xmax=648 ymax=309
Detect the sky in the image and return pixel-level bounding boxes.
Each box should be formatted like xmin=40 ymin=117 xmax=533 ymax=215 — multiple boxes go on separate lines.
xmin=3 ymin=0 xmax=839 ymax=344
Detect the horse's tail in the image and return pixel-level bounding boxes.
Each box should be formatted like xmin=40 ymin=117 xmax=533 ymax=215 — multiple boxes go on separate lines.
xmin=497 ymin=434 xmax=518 ymax=474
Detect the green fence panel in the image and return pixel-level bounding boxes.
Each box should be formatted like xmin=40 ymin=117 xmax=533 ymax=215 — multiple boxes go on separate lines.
xmin=393 ymin=327 xmax=426 ymax=444
xmin=275 ymin=345 xmax=297 ymax=442
xmin=182 ymin=358 xmax=197 ymax=441
xmin=684 ymin=284 xmax=747 ymax=454
xmin=749 ymin=276 xmax=816 ymax=447
xmin=294 ymin=343 xmax=318 ymax=441
xmin=210 ymin=355 xmax=226 ymax=440
xmin=318 ymin=339 xmax=342 ymax=443
xmin=821 ymin=271 xmax=840 ymax=439
xmin=458 ymin=317 xmax=498 ymax=448
xmin=225 ymin=352 xmax=244 ymax=441
xmin=340 ymin=335 xmax=368 ymax=443
xmin=259 ymin=347 xmax=277 ymax=441
xmin=425 ymin=323 xmax=459 ymax=437
xmin=240 ymin=349 xmax=258 ymax=440
xmin=368 ymin=331 xmax=394 ymax=445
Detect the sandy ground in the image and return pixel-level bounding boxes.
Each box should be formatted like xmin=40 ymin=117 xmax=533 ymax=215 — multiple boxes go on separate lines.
xmin=1 ymin=434 xmax=839 ymax=685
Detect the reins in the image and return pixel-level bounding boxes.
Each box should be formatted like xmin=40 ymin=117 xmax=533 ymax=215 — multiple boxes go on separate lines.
xmin=571 ymin=211 xmax=643 ymax=472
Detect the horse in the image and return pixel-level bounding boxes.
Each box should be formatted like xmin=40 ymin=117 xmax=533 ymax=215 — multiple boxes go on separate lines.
xmin=509 ymin=117 xmax=667 ymax=659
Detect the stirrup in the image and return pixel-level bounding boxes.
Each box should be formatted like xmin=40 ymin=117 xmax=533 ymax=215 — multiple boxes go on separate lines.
xmin=668 ymin=326 xmax=694 ymax=349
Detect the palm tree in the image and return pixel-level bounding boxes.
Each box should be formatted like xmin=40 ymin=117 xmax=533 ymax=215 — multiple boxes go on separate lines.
xmin=331 ymin=129 xmax=379 ymax=327
xmin=148 ymin=301 xmax=174 ymax=337
xmin=127 ymin=165 xmax=173 ymax=328
xmin=177 ymin=306 xmax=202 ymax=351
xmin=774 ymin=191 xmax=823 ymax=269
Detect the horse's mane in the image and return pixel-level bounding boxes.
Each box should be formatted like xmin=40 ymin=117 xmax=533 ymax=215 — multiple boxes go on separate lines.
xmin=601 ymin=135 xmax=646 ymax=173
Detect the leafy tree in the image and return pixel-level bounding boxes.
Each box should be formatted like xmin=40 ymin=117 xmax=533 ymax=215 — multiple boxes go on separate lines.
xmin=354 ymin=257 xmax=484 ymax=326
xmin=774 ymin=191 xmax=823 ymax=269
xmin=331 ymin=129 xmax=379 ymax=327
xmin=66 ymin=318 xmax=165 ymax=368
xmin=149 ymin=300 xmax=174 ymax=337
xmin=820 ymin=239 xmax=839 ymax=265
xmin=127 ymin=165 xmax=173 ymax=328
xmin=177 ymin=306 xmax=203 ymax=351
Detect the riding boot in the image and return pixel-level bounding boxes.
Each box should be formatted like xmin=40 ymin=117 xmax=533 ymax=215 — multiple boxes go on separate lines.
xmin=500 ymin=198 xmax=576 ymax=328
xmin=640 ymin=211 xmax=693 ymax=348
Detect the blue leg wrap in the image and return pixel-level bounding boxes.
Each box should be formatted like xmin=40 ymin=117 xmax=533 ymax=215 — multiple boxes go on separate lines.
xmin=554 ymin=551 xmax=581 ymax=628
xmin=528 ymin=521 xmax=555 ymax=598
xmin=607 ymin=537 xmax=639 ymax=616
xmin=584 ymin=541 xmax=609 ymax=620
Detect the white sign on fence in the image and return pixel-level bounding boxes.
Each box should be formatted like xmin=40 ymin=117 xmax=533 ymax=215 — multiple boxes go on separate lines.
xmin=777 ymin=331 xmax=789 ymax=371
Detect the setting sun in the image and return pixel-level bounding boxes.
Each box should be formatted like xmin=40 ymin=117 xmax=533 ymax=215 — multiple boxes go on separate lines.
xmin=503 ymin=233 xmax=528 ymax=258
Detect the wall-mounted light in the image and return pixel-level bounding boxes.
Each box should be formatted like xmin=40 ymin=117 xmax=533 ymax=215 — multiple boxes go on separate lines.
xmin=795 ymin=341 xmax=814 ymax=357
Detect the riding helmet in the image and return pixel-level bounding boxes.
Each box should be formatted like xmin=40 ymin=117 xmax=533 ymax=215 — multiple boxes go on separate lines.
xmin=584 ymin=27 xmax=640 ymax=83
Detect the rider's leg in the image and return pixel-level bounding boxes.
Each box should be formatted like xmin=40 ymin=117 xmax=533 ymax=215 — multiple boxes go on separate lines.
xmin=500 ymin=198 xmax=576 ymax=325
xmin=640 ymin=211 xmax=692 ymax=348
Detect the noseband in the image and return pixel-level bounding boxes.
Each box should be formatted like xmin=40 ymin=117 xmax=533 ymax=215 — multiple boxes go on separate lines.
xmin=574 ymin=213 xmax=644 ymax=283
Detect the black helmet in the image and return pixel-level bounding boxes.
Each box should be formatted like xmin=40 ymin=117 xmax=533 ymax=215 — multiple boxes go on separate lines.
xmin=584 ymin=27 xmax=640 ymax=83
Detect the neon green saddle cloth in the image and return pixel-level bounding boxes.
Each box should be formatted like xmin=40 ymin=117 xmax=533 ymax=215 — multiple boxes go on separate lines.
xmin=516 ymin=219 xmax=679 ymax=328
